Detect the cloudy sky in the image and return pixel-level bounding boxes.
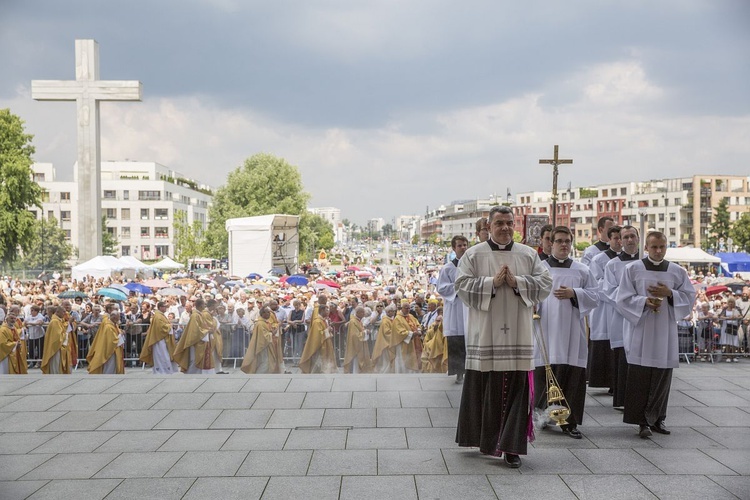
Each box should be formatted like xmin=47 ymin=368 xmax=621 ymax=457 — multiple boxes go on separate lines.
xmin=1 ymin=0 xmax=748 ymax=224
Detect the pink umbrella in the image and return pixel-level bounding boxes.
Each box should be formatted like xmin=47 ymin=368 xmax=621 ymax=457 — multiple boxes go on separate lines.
xmin=142 ymin=278 xmax=169 ymax=289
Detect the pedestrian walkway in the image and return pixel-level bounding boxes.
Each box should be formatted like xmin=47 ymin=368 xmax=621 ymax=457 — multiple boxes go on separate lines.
xmin=0 ymin=362 xmax=748 ymax=500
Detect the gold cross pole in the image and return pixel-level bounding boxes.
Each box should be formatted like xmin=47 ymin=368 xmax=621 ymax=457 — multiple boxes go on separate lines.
xmin=539 ymin=145 xmax=573 ymax=227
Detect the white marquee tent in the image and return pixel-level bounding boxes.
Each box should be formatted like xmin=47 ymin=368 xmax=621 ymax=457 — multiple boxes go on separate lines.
xmin=665 ymin=247 xmax=720 ymax=264
xmin=152 ymin=256 xmax=185 ymax=270
xmin=225 ymin=214 xmax=299 ymax=277
xmin=71 ymin=255 xmax=130 ymax=281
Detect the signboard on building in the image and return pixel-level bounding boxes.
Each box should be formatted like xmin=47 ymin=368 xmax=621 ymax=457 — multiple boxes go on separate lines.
xmin=525 ymin=215 xmax=549 ymax=247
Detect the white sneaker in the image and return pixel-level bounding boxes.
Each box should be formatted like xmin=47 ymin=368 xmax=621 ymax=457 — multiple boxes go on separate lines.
xmin=726 ymin=358 xmax=732 ymax=362
xmin=733 ymin=358 xmax=739 ymax=363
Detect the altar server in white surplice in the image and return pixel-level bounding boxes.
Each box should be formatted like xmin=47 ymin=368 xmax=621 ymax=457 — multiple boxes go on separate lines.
xmin=601 ymin=225 xmax=640 ymax=409
xmin=616 ymin=231 xmax=695 ymax=439
xmin=534 ymin=226 xmax=599 ymax=440
xmin=437 ymin=235 xmax=470 ymax=383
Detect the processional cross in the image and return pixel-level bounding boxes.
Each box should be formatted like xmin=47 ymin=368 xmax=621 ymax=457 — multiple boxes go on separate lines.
xmin=32 ymin=40 xmax=142 ymax=262
xmin=539 ymin=145 xmax=573 ymax=227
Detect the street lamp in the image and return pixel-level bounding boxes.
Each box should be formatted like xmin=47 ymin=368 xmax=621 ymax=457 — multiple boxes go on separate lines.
xmin=639 ymin=207 xmax=648 ymax=255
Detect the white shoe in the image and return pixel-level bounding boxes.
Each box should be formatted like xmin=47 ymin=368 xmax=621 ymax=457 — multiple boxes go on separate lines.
xmin=726 ymin=358 xmax=732 ymax=363
xmin=733 ymin=358 xmax=739 ymax=363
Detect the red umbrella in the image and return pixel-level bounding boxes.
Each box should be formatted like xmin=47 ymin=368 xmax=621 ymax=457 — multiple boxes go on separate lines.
xmin=705 ymin=285 xmax=729 ymax=297
xmin=346 ymin=266 xmax=360 ymax=271
xmin=315 ymin=278 xmax=341 ymax=289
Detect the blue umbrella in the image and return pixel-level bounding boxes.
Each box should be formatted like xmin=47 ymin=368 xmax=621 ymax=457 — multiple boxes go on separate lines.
xmin=286 ymin=275 xmax=309 ymax=286
xmin=109 ymin=283 xmax=131 ymax=294
xmin=58 ymin=290 xmax=88 ymax=299
xmin=224 ymin=280 xmax=246 ymax=287
xmin=268 ymin=267 xmax=285 ymax=276
xmin=97 ymin=288 xmax=128 ymax=301
xmin=247 ymin=272 xmax=263 ymax=280
xmin=125 ymin=282 xmax=153 ymax=294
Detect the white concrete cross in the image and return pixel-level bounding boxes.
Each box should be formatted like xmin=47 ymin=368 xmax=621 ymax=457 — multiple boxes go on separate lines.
xmin=32 ymin=39 xmax=142 ymax=262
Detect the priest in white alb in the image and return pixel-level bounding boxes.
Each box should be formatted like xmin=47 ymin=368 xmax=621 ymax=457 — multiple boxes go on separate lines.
xmin=616 ymin=231 xmax=696 ymax=439
xmin=455 ymin=206 xmax=552 ymax=469
xmin=534 ymin=226 xmax=599 ymax=439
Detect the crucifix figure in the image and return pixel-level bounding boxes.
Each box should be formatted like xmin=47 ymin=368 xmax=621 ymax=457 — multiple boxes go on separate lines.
xmin=539 ymin=145 xmax=573 ymax=227
xmin=32 ymin=39 xmax=142 ymax=262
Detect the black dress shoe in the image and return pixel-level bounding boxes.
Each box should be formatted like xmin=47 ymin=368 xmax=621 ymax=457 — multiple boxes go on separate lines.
xmin=562 ymin=427 xmax=583 ymax=439
xmin=504 ymin=453 xmax=522 ymax=468
xmin=650 ymin=421 xmax=671 ymax=435
xmin=638 ymin=425 xmax=652 ymax=438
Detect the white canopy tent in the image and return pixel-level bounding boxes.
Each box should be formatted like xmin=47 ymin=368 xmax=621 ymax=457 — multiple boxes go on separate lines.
xmin=665 ymin=247 xmax=720 ymax=264
xmin=71 ymin=255 xmax=130 ymax=281
xmin=119 ymin=255 xmax=155 ymax=278
xmin=152 ymin=256 xmax=185 ymax=270
xmin=225 ymin=214 xmax=300 ymax=277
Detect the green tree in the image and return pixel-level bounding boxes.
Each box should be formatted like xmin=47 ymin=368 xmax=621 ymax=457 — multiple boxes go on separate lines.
xmin=21 ymin=216 xmax=74 ymax=270
xmin=705 ymin=197 xmax=731 ymax=250
xmin=173 ymin=210 xmax=204 ymax=266
xmin=382 ymin=223 xmax=393 ymax=238
xmin=202 ymin=153 xmax=310 ymax=257
xmin=575 ymin=241 xmax=591 ymax=252
xmin=0 ymin=108 xmax=42 ymax=265
xmin=102 ymin=216 xmax=118 ymax=255
xmin=298 ymin=212 xmax=335 ymax=262
xmin=729 ymin=211 xmax=750 ymax=252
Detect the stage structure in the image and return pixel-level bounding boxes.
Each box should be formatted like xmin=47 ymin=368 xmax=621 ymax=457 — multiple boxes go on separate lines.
xmin=225 ymin=214 xmax=300 ymax=277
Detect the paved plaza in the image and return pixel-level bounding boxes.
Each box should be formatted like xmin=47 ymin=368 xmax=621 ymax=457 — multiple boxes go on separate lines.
xmin=0 ymin=362 xmax=748 ymax=500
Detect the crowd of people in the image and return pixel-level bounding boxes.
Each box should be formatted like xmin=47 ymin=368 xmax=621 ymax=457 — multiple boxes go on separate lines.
xmin=1 ymin=207 xmax=748 ymax=470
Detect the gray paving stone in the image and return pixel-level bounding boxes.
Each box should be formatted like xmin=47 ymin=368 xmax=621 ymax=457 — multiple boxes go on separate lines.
xmin=0 ymin=432 xmax=59 ymax=454
xmin=529 ymin=426 xmax=598 ymax=449
xmin=729 ymin=389 xmax=750 ymax=406
xmin=322 ymin=408 xmax=375 ymax=427
xmin=96 ymin=409 xmax=170 ymax=431
xmin=415 ymin=474 xmax=497 ymax=499
xmin=0 ymin=454 xmax=54 ymax=480
xmin=487 ymin=475 xmax=573 ymax=499
xmin=519 ymin=449 xmax=591 ymax=475
xmin=340 ymin=475 xmax=417 ymax=500
xmin=95 ymin=430 xmax=176 ymax=453
xmin=378 ymin=449 xmax=447 ymax=475
xmin=209 ymin=409 xmax=272 ymax=429
xmin=105 ymin=477 xmax=196 ymax=500
xmin=0 ymin=479 xmax=47 ymax=500
xmin=694 ymin=426 xmax=750 ymax=449
xmin=427 ymin=407 xmax=459 ymax=427
xmin=405 ymin=427 xmax=460 ymax=449
xmin=284 ymin=428 xmax=347 ymax=449
xmin=687 ymin=406 xmax=750 ymax=426
xmin=201 ymin=392 xmax=259 ymax=409
xmin=666 ymin=391 xmax=710 ymax=407
xmin=182 ymin=477 xmax=268 ymax=500
xmin=40 ymin=410 xmax=119 ymax=431
xmin=302 ymin=391 xmax=352 ymax=408
xmin=707 ymin=475 xmax=750 ymax=500
xmin=94 ymin=451 xmax=184 ymax=478
xmin=150 ymin=378 xmax=206 ymax=393
xmin=21 ymin=452 xmax=119 ymax=480
xmin=331 ymin=376 xmax=377 ymax=392
xmin=571 ymin=449 xmax=660 ymax=474
xmin=56 ymin=378 xmax=122 ymax=394
xmin=152 ymin=392 xmax=212 ymax=410
xmin=287 ymin=377 xmax=333 ymax=392
xmin=31 ymin=430 xmax=118 ymax=454
xmin=352 ymin=391 xmax=401 ymax=408
xmin=261 ymin=475 xmax=340 ymax=500
xmin=346 ymin=428 xmax=407 ymax=449
xmin=585 ymin=406 xmax=637 ymax=427
xmin=104 ymin=378 xmax=163 ymax=393
xmin=308 ymin=449 xmax=377 ymax=475
xmin=419 ymin=375 xmax=464 ymax=391
xmin=377 ymin=408 xmax=430 ymax=427
xmin=441 ymin=448 xmax=516 ymax=475
xmin=46 ymin=393 xmax=118 ymax=411
xmin=158 ymin=429 xmax=233 ymax=451
xmin=99 ymin=393 xmax=165 ymax=410
xmin=265 ymin=409 xmax=324 ymax=428
xmin=635 ymin=474 xmax=739 ymax=499
xmin=220 ymin=429 xmax=290 ymax=451
xmin=635 ymin=449 xmax=736 ymax=475
xmin=166 ymin=450 xmax=248 ymax=477
xmin=447 ymin=389 xmax=462 ymax=408
xmin=377 ymin=377 xmax=422 ymax=391
xmin=240 ymin=378 xmax=289 ymax=393
xmin=0 ymin=395 xmax=23 ymax=409
xmin=570 ymin=426 xmax=660 ymax=449
xmin=399 ymin=390 xmax=451 ymax=407
xmin=26 ymin=478 xmax=121 ymax=500
xmin=194 ymin=378 xmax=248 ymax=393
xmin=0 ymin=394 xmax=70 ymax=412
xmin=235 ymin=449 xmax=312 ymax=476
xmin=701 ymin=449 xmax=750 ymax=475
xmin=562 ymin=475 xmax=656 ymax=499
xmin=10 ymin=378 xmax=76 ymax=395
xmin=0 ymin=378 xmax=35 ymax=395
xmin=658 ymin=408 xmax=715 ymax=427
xmin=155 ymin=409 xmax=222 ymax=430
xmin=3 ymin=411 xmax=66 ymax=432
xmin=251 ymin=392 xmax=305 ymax=409
xmin=642 ymin=427 xmax=727 ymax=449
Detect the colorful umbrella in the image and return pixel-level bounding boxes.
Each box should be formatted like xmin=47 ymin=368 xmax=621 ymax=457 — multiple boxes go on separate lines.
xmin=108 ymin=283 xmax=131 ymax=294
xmin=247 ymin=272 xmax=263 ymax=280
xmin=157 ymin=287 xmax=188 ymax=297
xmin=97 ymin=288 xmax=128 ymax=301
xmin=125 ymin=282 xmax=153 ymax=294
xmin=57 ymin=290 xmax=88 ymax=299
xmin=286 ymin=275 xmax=309 ymax=286
xmin=315 ymin=279 xmax=341 ymax=289
xmin=705 ymin=285 xmax=729 ymax=297
xmin=142 ymin=278 xmax=169 ymax=289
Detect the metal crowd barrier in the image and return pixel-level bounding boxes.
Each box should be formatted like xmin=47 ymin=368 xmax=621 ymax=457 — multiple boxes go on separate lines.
xmin=682 ymin=318 xmax=747 ymax=364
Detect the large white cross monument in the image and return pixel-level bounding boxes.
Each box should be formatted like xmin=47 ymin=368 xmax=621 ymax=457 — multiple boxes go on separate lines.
xmin=32 ymin=39 xmax=142 ymax=262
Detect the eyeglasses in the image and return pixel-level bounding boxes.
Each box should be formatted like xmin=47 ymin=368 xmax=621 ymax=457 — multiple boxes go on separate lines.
xmin=553 ymin=239 xmax=572 ymax=245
